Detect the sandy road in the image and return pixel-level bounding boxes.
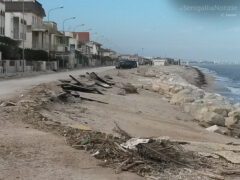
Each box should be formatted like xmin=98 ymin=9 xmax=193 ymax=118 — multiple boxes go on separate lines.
xmin=0 ymin=66 xmax=143 ymax=180
xmin=0 ymin=66 xmax=114 ymax=98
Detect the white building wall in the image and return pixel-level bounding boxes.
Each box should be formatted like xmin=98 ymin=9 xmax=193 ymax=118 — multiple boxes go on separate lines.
xmin=5 ymin=12 xmax=28 ymax=47
xmin=5 ymin=10 xmax=46 ymax=50
xmin=153 ymin=59 xmax=167 ymax=66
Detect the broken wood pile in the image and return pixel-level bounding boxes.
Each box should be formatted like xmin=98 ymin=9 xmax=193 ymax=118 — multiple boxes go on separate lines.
xmin=56 ymin=72 xmax=115 ymax=104
xmin=64 ymin=123 xmax=203 ymax=177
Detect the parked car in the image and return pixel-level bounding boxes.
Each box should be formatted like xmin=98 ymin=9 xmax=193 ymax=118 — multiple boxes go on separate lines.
xmin=116 ymin=60 xmax=137 ymax=69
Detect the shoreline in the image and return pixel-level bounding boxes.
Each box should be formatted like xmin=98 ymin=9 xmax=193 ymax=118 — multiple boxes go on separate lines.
xmin=142 ymin=65 xmax=240 ymax=137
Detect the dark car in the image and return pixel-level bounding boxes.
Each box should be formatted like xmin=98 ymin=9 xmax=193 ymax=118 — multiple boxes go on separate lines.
xmin=116 ymin=60 xmax=138 ymax=69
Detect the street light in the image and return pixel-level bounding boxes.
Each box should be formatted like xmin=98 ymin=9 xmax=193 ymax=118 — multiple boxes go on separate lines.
xmin=48 ymin=6 xmax=64 ymax=22
xmin=73 ymin=24 xmax=85 ymax=32
xmin=63 ymin=17 xmax=76 ymax=32
xmin=63 ymin=17 xmax=76 ymax=52
xmin=83 ymin=28 xmax=92 ymax=32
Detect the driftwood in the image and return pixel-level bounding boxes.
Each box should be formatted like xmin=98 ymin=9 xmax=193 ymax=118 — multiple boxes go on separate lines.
xmin=62 ymin=90 xmax=107 ymax=104
xmin=58 ymin=79 xmax=71 ymax=83
xmin=69 ymin=75 xmax=84 ymax=86
xmin=220 ymin=169 xmax=240 ymax=175
xmin=93 ymin=79 xmax=111 ymax=88
xmin=61 ymin=83 xmax=103 ymax=95
xmin=81 ymin=97 xmax=108 ymax=104
xmin=198 ymin=172 xmax=224 ymax=180
xmin=88 ymin=72 xmax=115 ymax=86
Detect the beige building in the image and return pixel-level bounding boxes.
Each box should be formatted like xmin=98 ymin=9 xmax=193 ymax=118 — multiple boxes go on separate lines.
xmin=43 ymin=21 xmax=65 ymax=56
xmin=4 ymin=0 xmax=48 ymax=51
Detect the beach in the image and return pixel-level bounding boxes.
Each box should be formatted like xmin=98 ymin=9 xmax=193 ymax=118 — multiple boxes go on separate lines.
xmin=0 ymin=65 xmax=240 ymax=179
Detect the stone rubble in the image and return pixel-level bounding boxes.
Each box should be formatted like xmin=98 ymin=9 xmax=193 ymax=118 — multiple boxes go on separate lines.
xmin=140 ymin=67 xmax=240 ymax=137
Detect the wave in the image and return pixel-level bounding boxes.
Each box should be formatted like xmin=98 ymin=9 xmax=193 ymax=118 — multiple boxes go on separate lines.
xmin=227 ymin=86 xmax=240 ymax=95
xmin=193 ymin=65 xmax=240 ymax=103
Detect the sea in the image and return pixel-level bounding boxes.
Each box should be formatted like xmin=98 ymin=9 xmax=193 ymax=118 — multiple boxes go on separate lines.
xmin=193 ymin=64 xmax=240 ymax=104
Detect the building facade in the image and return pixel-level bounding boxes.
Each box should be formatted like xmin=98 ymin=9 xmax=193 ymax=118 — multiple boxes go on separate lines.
xmin=43 ymin=21 xmax=65 ymax=55
xmin=0 ymin=0 xmax=5 ymax=36
xmin=74 ymin=32 xmax=89 ymax=42
xmin=5 ymin=0 xmax=48 ymax=51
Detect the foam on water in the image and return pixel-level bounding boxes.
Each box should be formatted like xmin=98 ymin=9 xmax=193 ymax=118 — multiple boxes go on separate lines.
xmin=193 ymin=64 xmax=240 ymax=103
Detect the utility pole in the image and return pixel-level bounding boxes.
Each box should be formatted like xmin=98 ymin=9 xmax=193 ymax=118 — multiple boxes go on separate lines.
xmin=22 ymin=0 xmax=25 ymax=73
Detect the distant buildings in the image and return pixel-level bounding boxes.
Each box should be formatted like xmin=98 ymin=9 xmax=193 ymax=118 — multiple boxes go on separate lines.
xmin=152 ymin=57 xmax=180 ymax=66
xmin=0 ymin=0 xmax=119 ymax=74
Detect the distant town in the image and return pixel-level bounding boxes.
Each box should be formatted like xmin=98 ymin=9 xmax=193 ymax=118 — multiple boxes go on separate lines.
xmin=0 ymin=0 xmax=239 ymax=77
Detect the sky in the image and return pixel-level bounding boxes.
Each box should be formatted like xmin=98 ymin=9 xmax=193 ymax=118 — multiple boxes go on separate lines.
xmin=38 ymin=0 xmax=240 ymax=63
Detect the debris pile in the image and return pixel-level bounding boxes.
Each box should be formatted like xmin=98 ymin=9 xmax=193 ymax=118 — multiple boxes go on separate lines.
xmin=55 ymin=72 xmax=116 ymax=104
xmin=63 ymin=123 xmax=201 ymax=177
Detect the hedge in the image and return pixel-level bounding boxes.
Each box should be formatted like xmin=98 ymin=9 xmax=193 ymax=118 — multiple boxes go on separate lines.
xmin=0 ymin=36 xmax=49 ymax=61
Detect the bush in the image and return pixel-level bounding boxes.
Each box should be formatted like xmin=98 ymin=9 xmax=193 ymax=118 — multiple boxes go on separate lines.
xmin=0 ymin=36 xmax=49 ymax=61
xmin=19 ymin=48 xmax=48 ymax=61
xmin=0 ymin=36 xmax=20 ymax=60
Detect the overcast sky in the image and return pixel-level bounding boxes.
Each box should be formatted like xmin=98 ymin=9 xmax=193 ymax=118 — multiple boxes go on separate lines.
xmin=38 ymin=0 xmax=240 ymax=62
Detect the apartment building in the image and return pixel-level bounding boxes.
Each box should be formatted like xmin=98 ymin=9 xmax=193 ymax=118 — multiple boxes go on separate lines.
xmin=43 ymin=21 xmax=65 ymax=55
xmin=5 ymin=0 xmax=48 ymax=50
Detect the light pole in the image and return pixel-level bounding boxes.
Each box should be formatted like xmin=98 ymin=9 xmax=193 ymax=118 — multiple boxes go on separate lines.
xmin=63 ymin=17 xmax=76 ymax=68
xmin=47 ymin=6 xmax=63 ymax=61
xmin=22 ymin=0 xmax=25 ymax=73
xmin=83 ymin=28 xmax=92 ymax=32
xmin=63 ymin=17 xmax=76 ymax=46
xmin=48 ymin=6 xmax=64 ymax=22
xmin=73 ymin=24 xmax=85 ymax=32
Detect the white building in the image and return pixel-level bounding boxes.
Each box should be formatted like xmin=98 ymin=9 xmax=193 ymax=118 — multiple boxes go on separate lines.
xmin=4 ymin=0 xmax=48 ymax=51
xmin=153 ymin=58 xmax=167 ymax=66
xmin=0 ymin=0 xmax=5 ymax=37
xmin=64 ymin=31 xmax=78 ymax=52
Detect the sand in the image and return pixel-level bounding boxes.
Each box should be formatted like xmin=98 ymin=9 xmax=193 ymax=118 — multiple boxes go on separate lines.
xmin=0 ymin=65 xmax=240 ymax=180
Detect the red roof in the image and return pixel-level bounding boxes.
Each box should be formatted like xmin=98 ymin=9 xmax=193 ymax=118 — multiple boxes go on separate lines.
xmin=74 ymin=32 xmax=90 ymax=42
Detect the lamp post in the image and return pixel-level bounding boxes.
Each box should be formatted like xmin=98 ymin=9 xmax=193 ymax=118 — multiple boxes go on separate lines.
xmin=63 ymin=17 xmax=76 ymax=68
xmin=22 ymin=0 xmax=25 ymax=73
xmin=73 ymin=24 xmax=85 ymax=32
xmin=47 ymin=6 xmax=64 ymax=62
xmin=63 ymin=17 xmax=76 ymax=45
xmin=63 ymin=17 xmax=76 ymax=33
xmin=83 ymin=28 xmax=92 ymax=32
xmin=48 ymin=6 xmax=64 ymax=22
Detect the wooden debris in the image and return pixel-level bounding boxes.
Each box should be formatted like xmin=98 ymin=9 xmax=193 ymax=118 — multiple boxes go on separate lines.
xmin=61 ymin=83 xmax=103 ymax=95
xmin=88 ymin=72 xmax=115 ymax=85
xmin=220 ymin=169 xmax=240 ymax=175
xmin=198 ymin=171 xmax=224 ymax=180
xmin=81 ymin=97 xmax=108 ymax=104
xmin=69 ymin=75 xmax=84 ymax=86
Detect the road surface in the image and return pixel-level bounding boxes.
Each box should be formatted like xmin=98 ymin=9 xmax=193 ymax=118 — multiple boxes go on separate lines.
xmin=0 ymin=66 xmax=114 ymax=98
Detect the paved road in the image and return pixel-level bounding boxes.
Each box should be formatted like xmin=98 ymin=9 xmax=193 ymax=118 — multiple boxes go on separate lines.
xmin=0 ymin=66 xmax=114 ymax=98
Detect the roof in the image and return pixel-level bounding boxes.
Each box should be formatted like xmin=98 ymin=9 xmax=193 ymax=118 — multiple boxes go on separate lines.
xmin=74 ymin=32 xmax=90 ymax=42
xmin=89 ymin=41 xmax=102 ymax=46
xmin=5 ymin=0 xmax=46 ymax=17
